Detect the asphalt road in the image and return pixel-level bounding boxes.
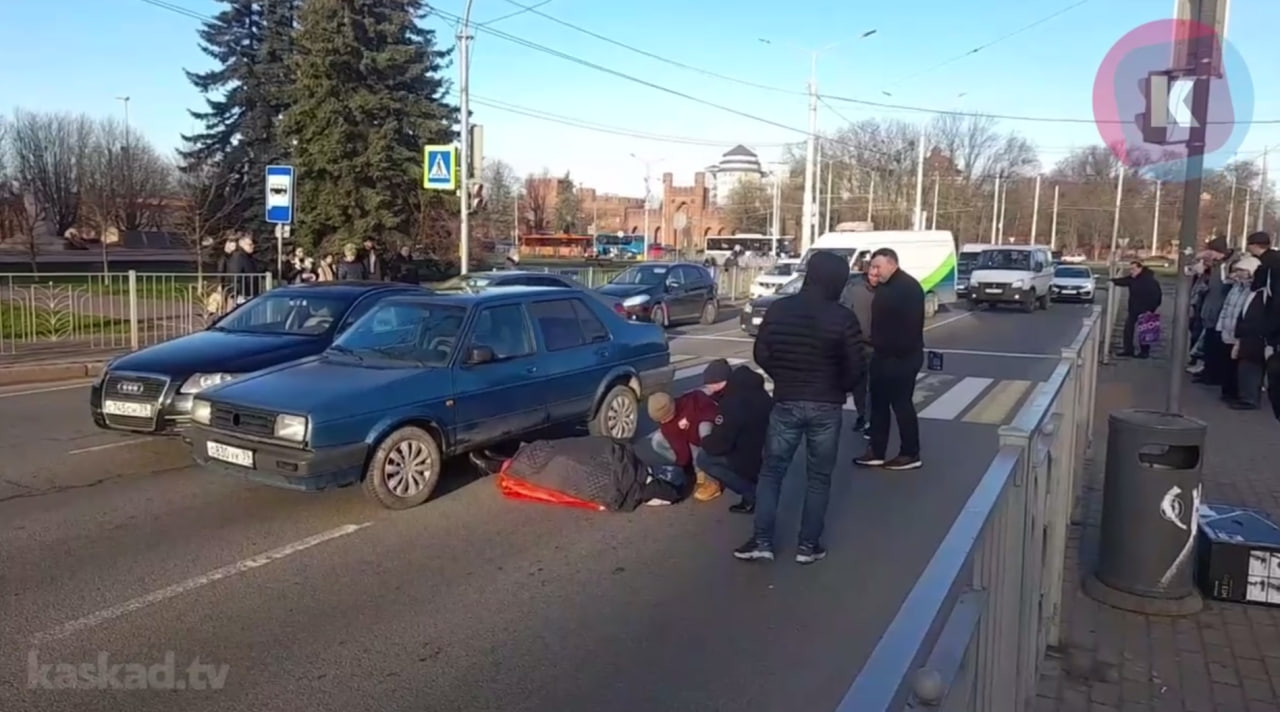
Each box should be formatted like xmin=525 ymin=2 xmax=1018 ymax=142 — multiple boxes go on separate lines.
xmin=0 ymin=299 xmax=1095 ymax=712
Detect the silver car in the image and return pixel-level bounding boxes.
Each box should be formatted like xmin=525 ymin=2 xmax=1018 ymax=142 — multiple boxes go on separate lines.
xmin=1049 ymin=265 xmax=1096 ymax=303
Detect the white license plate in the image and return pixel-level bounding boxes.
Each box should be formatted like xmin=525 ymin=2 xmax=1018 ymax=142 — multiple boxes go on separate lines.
xmin=206 ymin=441 xmax=255 ymax=468
xmin=752 ymin=317 xmax=763 ymax=325
xmin=103 ymin=400 xmax=153 ymax=418
xmin=1059 ymin=288 xmax=1077 ymax=293
xmin=984 ymin=288 xmax=1003 ymax=294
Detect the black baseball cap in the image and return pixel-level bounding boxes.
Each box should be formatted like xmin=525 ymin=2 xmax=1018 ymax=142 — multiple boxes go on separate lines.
xmin=1246 ymin=231 xmax=1272 ymax=247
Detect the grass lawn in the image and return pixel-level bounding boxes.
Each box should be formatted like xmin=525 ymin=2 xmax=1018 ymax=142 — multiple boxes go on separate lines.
xmin=0 ymin=301 xmax=130 ymax=340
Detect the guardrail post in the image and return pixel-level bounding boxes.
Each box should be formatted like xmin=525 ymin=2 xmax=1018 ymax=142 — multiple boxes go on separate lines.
xmin=127 ymin=270 xmax=139 ymax=351
xmin=990 ymin=425 xmax=1034 ymax=711
xmin=587 ymin=266 xmax=595 ymax=287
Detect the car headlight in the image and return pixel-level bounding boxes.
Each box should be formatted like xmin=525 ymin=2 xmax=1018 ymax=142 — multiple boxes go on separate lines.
xmin=191 ymin=399 xmax=212 ymax=425
xmin=621 ymin=294 xmax=651 ymax=307
xmin=274 ymin=414 xmax=308 ymax=442
xmin=180 ymin=373 xmax=240 ymax=394
xmin=1011 ymin=279 xmax=1026 ymax=289
xmin=744 ymin=302 xmax=753 ymax=314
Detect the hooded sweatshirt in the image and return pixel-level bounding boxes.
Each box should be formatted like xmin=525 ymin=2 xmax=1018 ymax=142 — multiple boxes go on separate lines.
xmin=753 ymin=251 xmax=867 ymax=404
xmin=700 ymin=367 xmax=773 ymax=480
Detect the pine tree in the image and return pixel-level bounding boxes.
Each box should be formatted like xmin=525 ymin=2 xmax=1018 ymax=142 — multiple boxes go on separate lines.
xmin=284 ymin=0 xmax=456 ymax=250
xmin=181 ymin=0 xmax=298 ymax=235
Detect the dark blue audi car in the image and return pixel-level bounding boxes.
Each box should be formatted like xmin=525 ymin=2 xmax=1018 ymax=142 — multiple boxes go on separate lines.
xmin=91 ymin=282 xmax=428 ymax=434
xmin=183 ymin=286 xmax=673 ymax=510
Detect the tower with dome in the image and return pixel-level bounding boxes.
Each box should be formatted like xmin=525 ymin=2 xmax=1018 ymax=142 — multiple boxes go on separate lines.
xmin=706 ymin=145 xmax=764 ymax=206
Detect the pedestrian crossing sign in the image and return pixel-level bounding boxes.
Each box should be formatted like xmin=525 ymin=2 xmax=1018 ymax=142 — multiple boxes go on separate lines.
xmin=423 ymin=145 xmax=458 ymax=191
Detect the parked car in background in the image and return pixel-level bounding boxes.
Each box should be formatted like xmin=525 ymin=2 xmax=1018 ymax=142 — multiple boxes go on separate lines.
xmin=184 ymin=286 xmax=673 ymax=510
xmin=597 ymin=262 xmax=718 ymax=327
xmin=437 ymin=270 xmax=625 ymax=316
xmin=91 ymin=282 xmax=428 ymax=435
xmin=748 ymin=258 xmax=802 ymax=299
xmin=1049 ymin=264 xmax=1097 ymax=303
xmin=740 ymin=273 xmax=804 ymax=336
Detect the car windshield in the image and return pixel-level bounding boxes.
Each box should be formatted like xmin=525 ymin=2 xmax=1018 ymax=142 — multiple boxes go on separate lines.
xmin=610 ymin=265 xmax=669 ymax=285
xmin=436 ymin=275 xmax=493 ymax=291
xmin=1055 ymin=266 xmax=1092 ymax=279
xmin=330 ymin=302 xmax=467 ymax=366
xmin=977 ymin=249 xmax=1031 ymax=271
xmin=213 ymin=294 xmax=351 ymax=336
xmin=765 ymin=263 xmax=798 ymax=277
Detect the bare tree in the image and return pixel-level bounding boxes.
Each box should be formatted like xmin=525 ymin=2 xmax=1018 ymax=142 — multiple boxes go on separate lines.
xmin=554 ymin=171 xmax=583 ymax=232
xmin=10 ymin=110 xmax=94 ymax=238
xmin=522 ymin=170 xmax=552 ymax=233
xmin=174 ymin=157 xmax=240 ymax=279
xmin=722 ymin=179 xmax=771 ymax=234
xmin=480 ymin=159 xmax=519 ymax=240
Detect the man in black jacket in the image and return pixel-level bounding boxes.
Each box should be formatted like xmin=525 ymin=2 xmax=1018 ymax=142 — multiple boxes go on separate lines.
xmin=734 ymin=251 xmax=866 ymax=565
xmin=361 ymin=237 xmax=385 ymax=281
xmin=1111 ymin=261 xmax=1163 ymax=358
xmin=697 ymin=366 xmax=773 ymax=514
xmin=854 ymin=247 xmax=925 ymax=471
xmin=388 ymin=245 xmax=420 ymax=284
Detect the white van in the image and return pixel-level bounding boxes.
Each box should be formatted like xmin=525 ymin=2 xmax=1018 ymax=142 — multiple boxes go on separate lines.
xmin=956 ymin=243 xmax=986 ymax=301
xmin=966 ymin=245 xmax=1055 ymax=312
xmin=801 ymin=230 xmax=957 ymax=318
xmin=749 ymin=258 xmax=802 ymax=299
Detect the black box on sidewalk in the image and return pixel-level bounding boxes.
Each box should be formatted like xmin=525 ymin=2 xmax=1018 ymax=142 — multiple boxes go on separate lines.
xmin=1196 ymin=503 xmax=1280 ymax=607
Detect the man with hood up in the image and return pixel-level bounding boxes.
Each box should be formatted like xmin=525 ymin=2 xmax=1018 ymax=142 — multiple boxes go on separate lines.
xmin=734 ymin=251 xmax=866 ymax=565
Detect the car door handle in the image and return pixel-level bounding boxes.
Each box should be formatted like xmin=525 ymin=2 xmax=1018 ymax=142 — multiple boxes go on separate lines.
xmin=594 ymin=347 xmax=609 ymax=357
xmin=525 ymin=365 xmax=538 ymax=374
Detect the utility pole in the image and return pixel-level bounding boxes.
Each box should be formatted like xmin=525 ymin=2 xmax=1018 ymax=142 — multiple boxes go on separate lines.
xmin=1151 ymin=180 xmax=1162 ymax=255
xmin=1241 ymin=190 xmax=1251 ymax=247
xmin=1030 ymin=174 xmax=1042 ymax=245
xmin=1257 ymin=148 xmax=1269 ymax=231
xmin=512 ymin=190 xmax=520 ymax=243
xmin=1165 ymin=1 xmax=1215 ymax=412
xmin=457 ymin=0 xmax=476 ymax=274
xmin=1050 ymin=184 xmax=1060 ymax=250
xmin=801 ymin=55 xmax=818 ymax=251
xmin=866 ymin=174 xmax=875 ymax=223
xmin=930 ymin=175 xmax=939 ymax=230
xmin=824 ymin=161 xmax=834 ymax=233
xmin=631 ymin=153 xmax=659 ymax=259
xmin=1226 ymin=174 xmax=1237 ymax=239
xmin=912 ymin=131 xmax=926 ymax=230
xmin=112 ymin=95 xmax=131 ymax=273
xmin=990 ymin=175 xmax=1001 ymax=243
xmin=997 ymin=181 xmax=1008 ymax=244
xmin=1103 ymin=168 xmax=1126 ymax=363
xmin=814 ymin=140 xmax=824 ymax=237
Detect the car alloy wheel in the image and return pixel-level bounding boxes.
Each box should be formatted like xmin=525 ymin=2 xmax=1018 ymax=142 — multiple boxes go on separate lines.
xmin=605 ymin=391 xmax=637 ymax=438
xmin=384 ymin=439 xmax=434 ymax=498
xmin=652 ymin=304 xmax=668 ymax=327
xmin=701 ymin=300 xmax=717 ymax=325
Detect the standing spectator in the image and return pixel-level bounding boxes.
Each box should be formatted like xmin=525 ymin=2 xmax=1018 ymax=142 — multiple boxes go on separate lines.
xmin=839 ymin=266 xmax=876 ymax=435
xmin=1111 ymin=260 xmax=1164 ymax=359
xmin=361 ymin=237 xmax=385 ymax=281
xmin=1193 ymin=236 xmax=1234 ymax=385
xmin=697 ymin=366 xmax=773 ymax=514
xmin=735 ymin=251 xmax=865 ymax=565
xmin=283 ymin=246 xmax=316 ymax=284
xmin=389 ymin=245 xmax=420 ymax=284
xmin=337 ymin=243 xmax=368 ymax=280
xmin=1244 ymin=232 xmax=1280 ymax=345
xmin=1214 ymin=259 xmax=1253 ymax=401
xmin=1186 ymin=256 xmax=1211 ymax=374
xmin=225 ymin=234 xmax=261 ymax=305
xmin=315 ymin=253 xmax=337 ymax=282
xmin=1222 ymin=255 xmax=1264 ymax=408
xmin=854 ymin=247 xmax=925 ymax=471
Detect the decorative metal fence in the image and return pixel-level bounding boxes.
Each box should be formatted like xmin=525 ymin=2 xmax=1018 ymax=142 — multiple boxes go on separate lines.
xmin=0 ymin=266 xmax=767 ymax=357
xmin=837 ymin=305 xmax=1102 ymax=711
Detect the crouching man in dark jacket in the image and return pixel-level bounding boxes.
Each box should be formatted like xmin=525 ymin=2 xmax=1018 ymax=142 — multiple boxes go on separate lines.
xmin=696 ymin=367 xmax=773 ymax=514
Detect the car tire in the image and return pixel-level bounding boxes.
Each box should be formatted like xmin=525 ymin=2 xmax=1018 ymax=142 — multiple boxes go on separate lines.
xmin=1038 ymin=292 xmax=1050 ymax=310
xmin=589 ymin=384 xmax=639 ymax=440
xmin=1022 ymin=292 xmax=1036 ymax=313
xmin=966 ymin=299 xmax=980 ymax=311
xmin=362 ymin=425 xmax=442 ymax=510
xmin=700 ymin=300 xmax=718 ymax=325
xmin=651 ymin=303 xmax=669 ymax=328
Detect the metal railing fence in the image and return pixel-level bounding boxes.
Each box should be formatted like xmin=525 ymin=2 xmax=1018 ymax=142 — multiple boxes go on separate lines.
xmin=837 ymin=305 xmax=1102 ymax=712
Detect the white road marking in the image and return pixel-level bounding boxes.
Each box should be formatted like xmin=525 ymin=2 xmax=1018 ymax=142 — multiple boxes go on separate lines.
xmin=30 ymin=523 xmax=372 ymax=645
xmin=0 ymin=381 xmax=94 ymax=399
xmin=918 ymin=377 xmax=994 ymax=420
xmin=68 ymin=439 xmax=154 ymax=455
xmin=671 ymin=334 xmax=754 ymax=343
xmin=928 ymin=348 xmax=1061 ymax=359
xmin=674 ymin=311 xmax=970 ymax=344
xmin=924 ymin=312 xmax=973 ymax=332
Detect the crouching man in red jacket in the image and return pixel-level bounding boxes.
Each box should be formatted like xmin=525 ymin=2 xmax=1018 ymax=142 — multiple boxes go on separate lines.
xmin=645 ymin=360 xmax=731 ymax=498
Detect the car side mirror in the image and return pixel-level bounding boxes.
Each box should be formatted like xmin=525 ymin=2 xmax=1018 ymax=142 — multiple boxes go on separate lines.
xmin=665 ymin=279 xmax=679 ymax=291
xmin=466 ymin=345 xmax=496 ymax=365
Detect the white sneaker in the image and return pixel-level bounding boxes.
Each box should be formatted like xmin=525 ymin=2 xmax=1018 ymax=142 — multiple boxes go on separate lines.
xmin=644 ymin=498 xmax=672 ymax=506
xmin=1186 ymin=363 xmax=1204 ymax=374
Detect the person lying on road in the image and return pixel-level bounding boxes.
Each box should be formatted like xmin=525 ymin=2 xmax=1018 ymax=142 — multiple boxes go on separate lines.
xmin=696 ymin=366 xmax=773 ymax=512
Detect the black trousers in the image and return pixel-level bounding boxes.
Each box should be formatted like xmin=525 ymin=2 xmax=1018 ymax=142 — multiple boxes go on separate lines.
xmin=850 ymin=353 xmax=871 ymax=419
xmin=868 ymin=354 xmax=922 ymax=459
xmin=1200 ymin=329 xmax=1229 ymax=386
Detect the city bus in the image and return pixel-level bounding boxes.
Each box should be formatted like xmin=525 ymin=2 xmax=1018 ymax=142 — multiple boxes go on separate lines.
xmin=594 ymin=233 xmax=645 ymax=258
xmin=519 ymin=233 xmax=595 ymax=260
xmin=704 ymin=234 xmax=794 ymax=264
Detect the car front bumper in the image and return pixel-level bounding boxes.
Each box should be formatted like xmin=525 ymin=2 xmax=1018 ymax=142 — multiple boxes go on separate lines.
xmin=91 ymin=374 xmax=195 ymax=435
xmin=185 ymin=425 xmax=368 ymax=492
xmin=1050 ymin=286 xmax=1095 ymax=301
xmin=739 ymin=308 xmax=764 ymax=335
xmin=967 ymin=284 xmax=1031 ymax=304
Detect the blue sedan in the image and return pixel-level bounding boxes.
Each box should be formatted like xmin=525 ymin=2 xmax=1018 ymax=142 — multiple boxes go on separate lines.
xmin=183 ymin=286 xmax=674 ymax=509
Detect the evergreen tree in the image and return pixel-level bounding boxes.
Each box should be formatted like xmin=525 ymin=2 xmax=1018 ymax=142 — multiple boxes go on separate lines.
xmin=284 ymin=0 xmax=455 ymax=249
xmin=181 ymin=0 xmax=297 ymax=236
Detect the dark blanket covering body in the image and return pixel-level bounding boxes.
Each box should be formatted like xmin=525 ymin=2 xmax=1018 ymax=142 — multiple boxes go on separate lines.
xmin=505 ymin=437 xmax=650 ymax=512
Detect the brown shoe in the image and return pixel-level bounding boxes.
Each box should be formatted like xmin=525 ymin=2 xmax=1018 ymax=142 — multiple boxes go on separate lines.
xmin=883 ymin=455 xmax=923 ymax=471
xmin=852 ymin=450 xmax=885 ymax=467
xmin=694 ymin=472 xmax=723 ymax=501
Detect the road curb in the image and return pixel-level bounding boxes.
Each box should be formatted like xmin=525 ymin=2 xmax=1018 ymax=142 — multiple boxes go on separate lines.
xmin=0 ymin=361 xmax=107 ymax=387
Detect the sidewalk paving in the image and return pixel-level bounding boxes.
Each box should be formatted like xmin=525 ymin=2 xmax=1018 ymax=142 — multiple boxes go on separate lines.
xmin=1035 ymin=348 xmax=1280 ymax=711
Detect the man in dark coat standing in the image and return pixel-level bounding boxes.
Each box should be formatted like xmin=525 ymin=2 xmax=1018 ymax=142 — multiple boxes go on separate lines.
xmin=361 ymin=238 xmax=385 ymax=281
xmin=1111 ymin=261 xmax=1163 ymax=358
xmin=854 ymin=247 xmax=925 ymax=471
xmin=734 ymin=251 xmax=866 ymax=565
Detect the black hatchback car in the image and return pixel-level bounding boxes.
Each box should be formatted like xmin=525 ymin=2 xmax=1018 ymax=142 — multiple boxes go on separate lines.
xmin=91 ymin=281 xmax=427 ymax=434
xmin=739 ymin=272 xmax=868 ymax=336
xmin=596 ymin=262 xmax=718 ymax=327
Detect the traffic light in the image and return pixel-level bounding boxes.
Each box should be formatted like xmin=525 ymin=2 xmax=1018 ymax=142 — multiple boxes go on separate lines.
xmin=1135 ymin=71 xmax=1170 ymax=145
xmin=468 ymin=182 xmax=487 ymax=213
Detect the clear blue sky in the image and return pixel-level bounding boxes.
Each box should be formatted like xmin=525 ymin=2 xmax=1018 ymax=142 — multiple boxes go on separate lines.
xmin=3 ymin=0 xmax=1277 ymax=196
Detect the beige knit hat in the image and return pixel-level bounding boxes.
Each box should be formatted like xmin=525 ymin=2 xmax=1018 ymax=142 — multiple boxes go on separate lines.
xmin=647 ymin=392 xmax=675 ymax=423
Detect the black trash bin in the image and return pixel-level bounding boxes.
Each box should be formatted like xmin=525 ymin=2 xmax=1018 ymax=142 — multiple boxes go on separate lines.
xmin=1083 ymin=409 xmax=1206 ymax=615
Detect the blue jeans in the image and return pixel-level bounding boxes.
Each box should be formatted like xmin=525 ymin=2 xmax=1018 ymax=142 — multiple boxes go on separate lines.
xmin=752 ymin=401 xmax=843 ymax=546
xmin=693 ymin=449 xmax=756 ymax=501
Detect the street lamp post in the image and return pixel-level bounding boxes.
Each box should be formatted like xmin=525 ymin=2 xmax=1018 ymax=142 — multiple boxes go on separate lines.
xmin=630 ymin=153 xmax=661 ymax=260
xmin=457 ymin=0 xmax=476 ymax=274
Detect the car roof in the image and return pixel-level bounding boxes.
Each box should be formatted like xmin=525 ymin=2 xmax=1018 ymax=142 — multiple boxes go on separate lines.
xmin=980 ymin=245 xmax=1041 ymax=252
xmin=465 ymin=270 xmax=575 ymax=280
xmin=273 ymin=281 xmax=429 ymax=295
xmin=376 ymin=285 xmax=582 ymax=306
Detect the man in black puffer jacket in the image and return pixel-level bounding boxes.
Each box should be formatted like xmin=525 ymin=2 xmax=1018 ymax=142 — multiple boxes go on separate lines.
xmin=733 ymin=251 xmax=866 ymax=565
xmin=698 ymin=366 xmax=773 ymax=514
